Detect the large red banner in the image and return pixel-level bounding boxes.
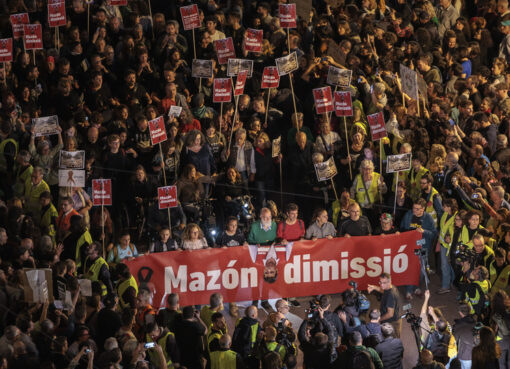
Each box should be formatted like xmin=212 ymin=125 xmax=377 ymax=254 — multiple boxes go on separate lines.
xmin=10 ymin=13 xmax=29 ymax=39
xmin=48 ymin=1 xmax=67 ymax=27
xmin=0 ymin=39 xmax=13 ymax=63
xmin=125 ymin=231 xmax=421 ymax=307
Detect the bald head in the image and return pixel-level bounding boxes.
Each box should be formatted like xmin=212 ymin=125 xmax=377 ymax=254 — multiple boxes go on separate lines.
xmin=88 ymin=126 xmax=99 ymax=143
xmin=219 ymin=334 xmax=231 ymax=349
xmin=245 ymin=305 xmax=258 ymax=319
xmin=296 ymin=132 xmax=307 ymax=149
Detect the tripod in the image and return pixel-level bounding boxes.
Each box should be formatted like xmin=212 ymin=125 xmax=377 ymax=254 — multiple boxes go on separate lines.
xmin=415 ymin=248 xmax=431 ymax=290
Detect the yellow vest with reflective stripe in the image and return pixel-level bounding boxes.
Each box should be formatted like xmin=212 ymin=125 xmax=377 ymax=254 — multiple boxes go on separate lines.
xmin=424 ymin=187 xmax=440 ymax=226
xmin=208 ymin=328 xmax=225 ymax=353
xmin=76 ymin=231 xmax=93 ymax=268
xmin=84 ymin=256 xmax=108 ymax=296
xmin=210 ymin=349 xmax=237 ymax=369
xmin=409 ymin=166 xmax=429 ymax=201
xmin=14 ymin=165 xmax=33 ymax=197
xmin=460 ymin=225 xmax=485 ymax=248
xmin=439 ymin=211 xmax=456 ymax=252
xmin=489 ymin=262 xmax=510 ymax=296
xmin=354 ymin=172 xmax=381 ymax=205
xmin=146 ymin=331 xmax=174 ymax=368
xmin=118 ymin=276 xmax=139 ymax=308
xmin=466 ymin=280 xmax=490 ymax=314
xmin=266 ymin=341 xmax=286 ymax=361
xmin=0 ymin=138 xmax=18 ymax=171
xmin=40 ymin=203 xmax=58 ymax=239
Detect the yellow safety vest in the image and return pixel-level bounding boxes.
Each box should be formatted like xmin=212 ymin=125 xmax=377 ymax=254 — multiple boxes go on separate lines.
xmin=354 ymin=172 xmax=382 ymax=205
xmin=146 ymin=331 xmax=175 ymax=368
xmin=208 ymin=328 xmax=225 ymax=353
xmin=40 ymin=203 xmax=58 ymax=239
xmin=210 ymin=349 xmax=237 ymax=369
xmin=466 ymin=280 xmax=490 ymax=315
xmin=84 ymin=256 xmax=108 ymax=296
xmin=76 ymin=230 xmax=93 ymax=268
xmin=409 ymin=166 xmax=429 ymax=201
xmin=424 ymin=187 xmax=440 ymax=226
xmin=0 ymin=138 xmax=18 ymax=171
xmin=331 ymin=199 xmax=358 ymax=227
xmin=118 ymin=275 xmax=139 ymax=308
xmin=460 ymin=225 xmax=485 ymax=248
xmin=24 ymin=178 xmax=49 ymax=218
xmin=439 ymin=211 xmax=457 ymax=252
xmin=265 ymin=341 xmax=286 ymax=362
xmin=14 ymin=165 xmax=33 ymax=197
xmin=489 ymin=262 xmax=510 ymax=297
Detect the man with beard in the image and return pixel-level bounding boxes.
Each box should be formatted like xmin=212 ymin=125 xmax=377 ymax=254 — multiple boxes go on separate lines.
xmin=119 ymin=69 xmax=150 ymax=115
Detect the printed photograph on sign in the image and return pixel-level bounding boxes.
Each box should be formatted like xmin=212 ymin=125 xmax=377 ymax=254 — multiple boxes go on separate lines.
xmin=192 ymin=59 xmax=213 ymax=78
xmin=399 ymin=64 xmax=418 ymax=100
xmin=148 ymin=116 xmax=167 ymax=145
xmin=213 ymin=78 xmax=231 ymax=103
xmin=314 ymin=157 xmax=338 ymax=182
xmin=33 ymin=115 xmax=59 ymax=137
xmin=168 ymin=105 xmax=182 ymax=119
xmin=334 ymin=91 xmax=353 ymax=117
xmin=261 ymin=66 xmax=280 ymax=89
xmin=214 ymin=37 xmax=236 ymax=65
xmin=158 ymin=186 xmax=178 ymax=209
xmin=272 ymin=136 xmax=281 ymax=158
xmin=327 ymin=66 xmax=352 ymax=87
xmin=180 ymin=4 xmax=201 ymax=31
xmin=313 ymin=86 xmax=334 ymax=115
xmin=58 ymin=169 xmax=86 ymax=188
xmin=367 ymin=112 xmax=387 ymax=141
xmin=278 ymin=3 xmax=297 ymax=28
xmin=244 ymin=28 xmax=263 ymax=53
xmin=48 ymin=1 xmax=66 ymax=27
xmin=0 ymin=38 xmax=13 ymax=63
xmin=387 ymin=153 xmax=412 ymax=173
xmin=59 ymin=150 xmax=85 ymax=169
xmin=92 ymin=179 xmax=112 ymax=206
xmin=275 ymin=52 xmax=298 ymax=76
xmin=227 ymin=58 xmax=254 ymax=77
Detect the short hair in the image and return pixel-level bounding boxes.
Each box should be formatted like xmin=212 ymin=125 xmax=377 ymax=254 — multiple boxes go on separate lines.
xmin=121 ymin=308 xmax=136 ymax=326
xmin=182 ymin=306 xmax=194 ymax=319
xmin=495 ymin=247 xmax=507 ymax=259
xmin=459 ymin=302 xmax=471 ymax=316
xmin=414 ymin=198 xmax=427 ymax=208
xmin=443 ymin=198 xmax=458 ymax=212
xmin=211 ymin=312 xmax=223 ymax=323
xmin=286 ymin=203 xmax=298 ymax=213
xmin=166 ymin=293 xmax=179 ymax=307
xmin=381 ymin=322 xmax=394 ymax=337
xmin=349 ymin=331 xmax=363 ymax=345
xmin=369 ymin=309 xmax=381 ymax=320
xmin=380 ymin=272 xmax=391 ymax=280
xmin=210 ymin=293 xmax=223 ymax=308
xmin=422 ymin=173 xmax=434 ymax=184
xmin=319 ymin=295 xmax=331 ymax=309
xmin=413 ymin=151 xmax=428 ymax=165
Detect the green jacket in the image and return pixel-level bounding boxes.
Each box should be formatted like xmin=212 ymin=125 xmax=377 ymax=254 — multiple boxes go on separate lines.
xmin=247 ymin=221 xmax=277 ymax=245
xmin=351 ymin=345 xmax=383 ymax=369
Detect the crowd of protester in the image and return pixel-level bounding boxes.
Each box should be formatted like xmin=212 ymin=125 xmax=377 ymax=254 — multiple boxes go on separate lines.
xmin=4 ymin=0 xmax=510 ymax=368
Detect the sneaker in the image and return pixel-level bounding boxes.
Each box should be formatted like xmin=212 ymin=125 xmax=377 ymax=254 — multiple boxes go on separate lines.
xmin=414 ymin=288 xmax=423 ymax=297
xmin=437 ymin=288 xmax=451 ymax=295
xmin=261 ymin=301 xmax=273 ymax=311
xmin=406 ymin=292 xmax=413 ymax=301
xmin=289 ymin=299 xmax=301 ymax=307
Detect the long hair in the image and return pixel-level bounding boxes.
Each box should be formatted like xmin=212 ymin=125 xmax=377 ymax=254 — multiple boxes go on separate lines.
xmin=182 ymin=223 xmax=204 ymax=241
xmin=472 ymin=327 xmax=501 ymax=369
xmin=491 ymin=291 xmax=508 ymax=318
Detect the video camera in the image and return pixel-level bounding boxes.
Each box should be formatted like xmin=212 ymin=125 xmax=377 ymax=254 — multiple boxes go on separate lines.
xmin=454 ymin=244 xmax=476 ymax=266
xmin=401 ymin=303 xmax=422 ymax=330
xmin=304 ymin=299 xmax=319 ymax=318
xmin=348 ymin=281 xmax=371 ymax=313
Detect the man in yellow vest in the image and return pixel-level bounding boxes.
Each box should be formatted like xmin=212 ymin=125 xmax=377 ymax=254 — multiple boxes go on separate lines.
xmin=145 ymin=322 xmax=181 ymax=368
xmin=473 ymin=234 xmax=495 ymax=270
xmin=408 ymin=152 xmax=429 ymax=201
xmin=463 ymin=265 xmax=491 ymax=316
xmin=259 ymin=326 xmax=286 ymax=362
xmin=489 ymin=248 xmax=510 ymax=297
xmin=24 ymin=166 xmax=50 ymax=220
xmin=419 ymin=173 xmax=443 ymax=229
xmin=231 ymin=305 xmax=261 ymax=362
xmin=438 ymin=198 xmax=458 ymax=294
xmin=13 ymin=150 xmax=32 ymax=198
xmin=201 ymin=293 xmax=224 ymax=330
xmin=351 ymin=159 xmax=387 ymax=224
xmin=210 ymin=334 xmax=244 ymax=369
xmin=116 ymin=263 xmax=138 ymax=309
xmin=208 ymin=312 xmax=227 ymax=353
xmin=39 ymin=191 xmax=58 ymax=241
xmin=82 ymin=242 xmax=113 ymax=296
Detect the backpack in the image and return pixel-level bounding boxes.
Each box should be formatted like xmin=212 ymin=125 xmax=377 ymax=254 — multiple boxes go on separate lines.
xmin=349 ymin=349 xmax=375 ymax=369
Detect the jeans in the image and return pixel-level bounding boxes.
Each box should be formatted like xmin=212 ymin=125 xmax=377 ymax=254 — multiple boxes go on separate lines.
xmin=459 ymin=359 xmax=472 ymax=369
xmin=441 ymin=245 xmax=455 ymax=288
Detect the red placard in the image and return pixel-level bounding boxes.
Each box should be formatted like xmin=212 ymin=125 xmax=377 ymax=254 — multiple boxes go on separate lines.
xmin=367 ymin=111 xmax=387 ymax=141
xmin=213 ymin=78 xmax=232 ymax=103
xmin=279 ymin=4 xmax=297 ymax=28
xmin=244 ymin=28 xmax=263 ymax=53
xmin=48 ymin=1 xmax=66 ymax=27
xmin=10 ymin=13 xmax=29 ymax=39
xmin=149 ymin=116 xmax=167 ymax=145
xmin=110 ymin=0 xmax=127 ymax=5
xmin=0 ymin=39 xmax=13 ymax=63
xmin=158 ymin=186 xmax=178 ymax=209
xmin=334 ymin=91 xmax=353 ymax=117
xmin=24 ymin=24 xmax=43 ymax=50
xmin=261 ymin=66 xmax=280 ymax=89
xmin=125 ymin=231 xmax=421 ymax=307
xmin=234 ymin=70 xmax=248 ymax=96
xmin=313 ymin=86 xmax=334 ymax=115
xmin=92 ymin=179 xmax=112 ymax=206
xmin=214 ymin=37 xmax=236 ymax=65
xmin=180 ymin=4 xmax=201 ymax=31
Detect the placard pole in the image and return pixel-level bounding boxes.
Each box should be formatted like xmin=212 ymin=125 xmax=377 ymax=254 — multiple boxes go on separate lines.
xmin=379 ymin=142 xmax=383 ymax=204
xmin=344 ymin=116 xmax=352 ymax=180
xmin=101 ymin=180 xmax=105 ymax=259
xmin=264 ymin=89 xmax=270 ymax=128
xmin=331 ymin=178 xmax=339 ymax=201
xmin=192 ymin=28 xmax=197 ymax=60
xmin=393 ymin=172 xmax=398 ymax=216
xmin=159 ymin=142 xmax=172 ymax=235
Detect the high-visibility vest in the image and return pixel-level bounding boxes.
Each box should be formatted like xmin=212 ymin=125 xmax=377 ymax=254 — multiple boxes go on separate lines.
xmin=146 ymin=331 xmax=175 ymax=368
xmin=354 ymin=172 xmax=382 ymax=205
xmin=424 ymin=187 xmax=440 ymax=227
xmin=409 ymin=166 xmax=429 ymax=201
xmin=14 ymin=165 xmax=32 ymax=197
xmin=439 ymin=211 xmax=456 ymax=253
xmin=466 ymin=280 xmax=490 ymax=315
xmin=460 ymin=225 xmax=485 ymax=248
xmin=489 ymin=261 xmax=510 ymax=297
xmin=40 ymin=203 xmax=58 ymax=239
xmin=0 ymin=138 xmax=18 ymax=171
xmin=265 ymin=341 xmax=286 ymax=361
xmin=208 ymin=328 xmax=225 ymax=353
xmin=234 ymin=317 xmax=259 ymax=349
xmin=75 ymin=231 xmax=93 ymax=268
xmin=84 ymin=256 xmax=108 ymax=296
xmin=118 ymin=276 xmax=139 ymax=308
xmin=210 ymin=349 xmax=237 ymax=369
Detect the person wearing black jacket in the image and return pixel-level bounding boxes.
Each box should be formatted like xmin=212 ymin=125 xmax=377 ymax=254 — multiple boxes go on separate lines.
xmin=318 ymin=295 xmax=344 ymax=348
xmin=375 ymin=323 xmax=404 ymax=369
xmin=452 ymin=302 xmax=476 ymax=369
xmin=298 ymin=307 xmax=337 ymax=367
xmin=231 ymin=305 xmax=262 ymax=364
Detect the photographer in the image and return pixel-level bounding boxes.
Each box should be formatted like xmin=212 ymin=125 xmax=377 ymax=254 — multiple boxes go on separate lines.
xmin=232 ymin=305 xmax=261 ymax=366
xmin=452 ymin=302 xmax=477 ymax=369
xmin=473 ymin=234 xmax=495 ymax=270
xmin=367 ymin=273 xmax=402 ymax=337
xmin=317 ymin=295 xmax=344 ymax=348
xmin=461 ymin=266 xmax=491 ymax=318
xmin=255 ymin=326 xmax=288 ymax=363
xmin=489 ymin=248 xmax=510 ymax=297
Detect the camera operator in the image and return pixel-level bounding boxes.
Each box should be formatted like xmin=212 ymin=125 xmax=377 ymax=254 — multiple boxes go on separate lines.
xmin=472 ymin=234 xmax=495 ymax=270
xmin=297 ymin=306 xmax=337 ymax=366
xmin=461 ymin=265 xmax=491 ymax=318
xmin=317 ymin=295 xmax=344 ymax=348
xmin=452 ymin=302 xmax=476 ymax=369
xmin=338 ymin=308 xmax=383 ymax=347
xmin=367 ymin=273 xmax=402 ymax=337
xmin=412 ymin=350 xmax=446 ymax=369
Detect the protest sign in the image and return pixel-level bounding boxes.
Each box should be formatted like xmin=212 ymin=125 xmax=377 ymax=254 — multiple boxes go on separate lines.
xmin=234 ymin=70 xmax=248 ymax=96
xmin=214 ymin=37 xmax=235 ymax=65
xmin=48 ymin=1 xmax=66 ymax=27
xmin=275 ymin=52 xmax=298 ymax=76
xmin=313 ymin=86 xmax=334 ymax=115
xmin=272 ymin=136 xmax=281 ymax=158
xmin=10 ymin=13 xmax=29 ymax=39
xmin=213 ymin=78 xmax=231 ymax=103
xmin=387 ymin=153 xmax=412 ymax=173
xmin=33 ymin=115 xmax=59 ymax=137
xmin=327 ymin=66 xmax=352 ymax=87
xmin=158 ymin=186 xmax=178 ymax=209
xmin=227 ymin=58 xmax=254 ymax=77
xmin=125 ymin=231 xmax=421 ymax=307
xmin=59 ymin=150 xmax=85 ymax=169
xmin=110 ymin=0 xmax=128 ymax=4
xmin=244 ymin=28 xmax=263 ymax=53
xmin=0 ymin=39 xmax=13 ymax=63
xmin=314 ymin=157 xmax=337 ymax=181
xmin=279 ymin=4 xmax=297 ymax=28
xmin=22 ymin=269 xmax=53 ymax=303
xmin=168 ymin=105 xmax=182 ymax=119
xmin=261 ymin=66 xmax=280 ymax=89
xmin=399 ymin=64 xmax=418 ymax=100
xmin=367 ymin=112 xmax=387 ymax=141
xmin=180 ymin=4 xmax=201 ymax=31
xmin=92 ymin=179 xmax=112 ymax=206
xmin=192 ymin=59 xmax=213 ymax=78
xmin=334 ymin=91 xmax=353 ymax=117
xmin=58 ymin=169 xmax=86 ymax=187
xmin=149 ymin=116 xmax=167 ymax=145
xmin=24 ymin=24 xmax=43 ymax=50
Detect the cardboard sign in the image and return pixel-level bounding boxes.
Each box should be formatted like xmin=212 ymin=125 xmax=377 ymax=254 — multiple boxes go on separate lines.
xmin=110 ymin=0 xmax=127 ymax=5
xmin=227 ymin=58 xmax=254 ymax=78
xmin=367 ymin=112 xmax=387 ymax=141
xmin=387 ymin=153 xmax=412 ymax=174
xmin=48 ymin=1 xmax=66 ymax=27
xmin=33 ymin=115 xmax=59 ymax=137
xmin=0 ymin=39 xmax=13 ymax=63
xmin=315 ymin=157 xmax=338 ymax=182
xmin=168 ymin=105 xmax=182 ymax=119
xmin=261 ymin=66 xmax=280 ymax=89
xmin=158 ymin=186 xmax=178 ymax=209
xmin=213 ymin=78 xmax=231 ymax=103
xmin=244 ymin=28 xmax=263 ymax=53
xmin=279 ymin=4 xmax=297 ymax=28
xmin=313 ymin=86 xmax=334 ymax=115
xmin=334 ymin=91 xmax=353 ymax=117
xmin=92 ymin=179 xmax=112 ymax=206
xmin=272 ymin=136 xmax=281 ymax=158
xmin=10 ymin=13 xmax=29 ymax=39
xmin=22 ymin=269 xmax=53 ymax=303
xmin=58 ymin=169 xmax=85 ymax=187
xmin=24 ymin=24 xmax=43 ymax=50
xmin=234 ymin=70 xmax=248 ymax=96
xmin=275 ymin=52 xmax=298 ymax=76
xmin=327 ymin=66 xmax=352 ymax=87
xmin=180 ymin=4 xmax=201 ymax=31
xmin=399 ymin=64 xmax=418 ymax=100
xmin=149 ymin=116 xmax=167 ymax=145
xmin=59 ymin=150 xmax=85 ymax=169
xmin=192 ymin=59 xmax=213 ymax=78
xmin=214 ymin=37 xmax=236 ymax=65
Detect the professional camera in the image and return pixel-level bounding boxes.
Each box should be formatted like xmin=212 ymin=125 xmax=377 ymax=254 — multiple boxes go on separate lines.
xmin=348 ymin=281 xmax=371 ymax=313
xmin=401 ymin=303 xmax=422 ymax=330
xmin=455 ymin=244 xmax=476 ymax=266
xmin=276 ymin=321 xmax=296 ymax=354
xmin=304 ymin=299 xmax=319 ymax=318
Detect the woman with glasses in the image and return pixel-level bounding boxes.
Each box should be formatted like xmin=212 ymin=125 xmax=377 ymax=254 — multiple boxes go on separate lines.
xmin=181 ymin=223 xmax=208 ymax=250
